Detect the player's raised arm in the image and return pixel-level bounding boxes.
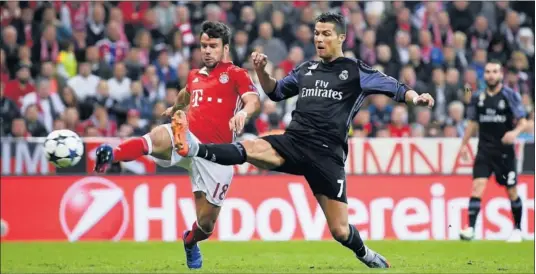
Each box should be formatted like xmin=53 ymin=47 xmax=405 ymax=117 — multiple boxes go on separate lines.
xmin=251 ymin=52 xmax=299 ymax=102
xmin=229 ymin=68 xmax=262 ymax=134
xmin=357 ymin=61 xmax=434 ymax=108
xmin=163 ymin=86 xmax=191 ymax=117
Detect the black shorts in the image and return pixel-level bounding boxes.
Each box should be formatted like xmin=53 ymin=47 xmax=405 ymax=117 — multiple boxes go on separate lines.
xmin=261 ymin=133 xmax=347 ymax=203
xmin=473 ymin=148 xmax=517 ymax=187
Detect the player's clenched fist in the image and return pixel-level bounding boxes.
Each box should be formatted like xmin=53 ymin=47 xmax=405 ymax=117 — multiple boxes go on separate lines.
xmin=251 ymin=52 xmax=268 ymax=71
xmin=413 ymin=93 xmax=435 ymax=108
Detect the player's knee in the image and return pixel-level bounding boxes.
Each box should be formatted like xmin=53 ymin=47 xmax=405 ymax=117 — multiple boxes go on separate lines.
xmin=329 ymin=225 xmax=350 ymax=242
xmin=471 ymin=179 xmax=486 ymax=197
xmin=197 ymin=217 xmax=216 ymax=234
xmin=149 ymin=126 xmax=171 ymax=154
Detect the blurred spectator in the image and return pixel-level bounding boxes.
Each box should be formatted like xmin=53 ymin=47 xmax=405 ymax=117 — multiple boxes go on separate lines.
xmin=53 ymin=118 xmax=66 ymax=131
xmin=79 ymin=103 xmax=117 ymax=137
xmin=443 ymin=124 xmax=458 ymax=137
xmin=23 ymin=104 xmax=48 ymax=137
xmin=11 ymin=7 xmax=38 ymax=48
xmin=376 ymin=45 xmax=400 ymax=78
xmin=1 ymin=1 xmax=21 ymax=27
xmin=429 ymin=68 xmax=461 ymax=123
xmin=237 ymin=6 xmax=259 ymax=44
xmin=63 ymin=107 xmax=83 ymax=135
xmin=230 ymin=29 xmax=249 ymax=67
xmin=177 ymin=62 xmax=190 ymax=90
xmin=410 ymin=123 xmax=426 ymax=137
xmin=86 ymin=3 xmax=106 ymax=46
xmin=2 ymin=25 xmax=19 ymax=76
xmin=279 ymin=46 xmax=304 ymax=75
xmin=56 ymin=41 xmax=78 ymax=79
xmin=96 ymin=21 xmax=130 ymax=66
xmin=85 ymin=46 xmax=113 ymax=79
xmin=351 ymin=109 xmax=373 ymax=137
xmin=449 ymin=1 xmax=474 ymax=33
xmin=408 ymin=44 xmax=431 ymax=83
xmin=375 ymin=125 xmax=391 ymax=137
xmin=256 ymin=100 xmax=284 ymax=135
xmin=38 ymin=61 xmax=59 ymax=94
xmin=445 ymin=100 xmax=466 ymax=137
xmin=33 ymin=24 xmax=59 ymax=64
xmin=21 ymin=78 xmax=65 ymax=132
xmin=504 ymin=66 xmax=530 ymax=96
xmin=149 ymin=101 xmax=169 ymax=127
xmin=393 ymin=30 xmax=411 ymax=65
xmin=358 ymin=29 xmax=376 ymax=65
xmin=124 ymin=48 xmax=144 ymax=81
xmin=107 ymin=62 xmax=132 ymax=102
xmin=125 ymin=109 xmax=148 ymax=136
xmin=271 ymin=10 xmax=293 ymax=47
xmin=0 ymin=49 xmax=9 ymax=83
xmin=4 ymin=66 xmax=34 ymax=106
xmin=253 ymin=22 xmax=288 ymax=65
xmin=418 ymin=30 xmax=434 ymax=63
xmin=67 ymin=62 xmax=100 ymax=101
xmin=155 ymin=49 xmax=178 ymax=85
xmin=442 ymin=46 xmax=464 ymax=72
xmin=169 ymin=29 xmax=191 ymax=69
xmin=9 ymin=118 xmax=30 ymax=138
xmin=16 ymin=45 xmax=38 ymax=79
xmin=501 ymin=10 xmax=521 ymax=51
xmin=122 ymin=81 xmax=153 ymax=120
xmin=291 ymin=24 xmax=315 ymax=60
xmin=117 ymin=2 xmax=150 ymax=25
xmin=487 ymin=34 xmax=510 ymax=65
xmin=0 ymin=82 xmax=21 ymax=136
xmin=399 ymin=65 xmax=427 ymax=94
xmin=133 ymin=30 xmax=153 ymax=67
xmin=453 ymin=32 xmax=470 ymax=68
xmin=517 ymin=119 xmax=535 ymax=142
xmin=388 ymin=104 xmax=410 ymax=137
xmin=414 ymin=107 xmax=433 ymax=136
xmin=60 ymin=86 xmax=92 ymax=120
xmin=142 ymin=8 xmax=167 ymax=46
xmin=518 ymin=28 xmax=535 ymax=61
xmin=468 ymin=16 xmax=492 ymax=52
xmin=174 ymin=5 xmax=196 ymax=47
xmin=470 ymin=49 xmax=487 ymax=81
xmin=84 ymin=124 xmax=101 ymax=137
xmin=155 ymin=1 xmax=176 ymax=36
xmin=431 ymin=11 xmax=454 ymax=48
xmin=368 ymin=95 xmax=393 ymax=129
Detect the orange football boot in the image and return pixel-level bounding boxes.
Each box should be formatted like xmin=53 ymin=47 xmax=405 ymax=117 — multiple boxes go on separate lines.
xmin=171 ymin=110 xmax=190 ymax=157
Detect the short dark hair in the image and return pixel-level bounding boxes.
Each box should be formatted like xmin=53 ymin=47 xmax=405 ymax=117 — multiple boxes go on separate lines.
xmin=200 ymin=21 xmax=232 ymax=46
xmin=487 ymin=59 xmax=503 ymax=67
xmin=315 ymin=12 xmax=346 ymax=34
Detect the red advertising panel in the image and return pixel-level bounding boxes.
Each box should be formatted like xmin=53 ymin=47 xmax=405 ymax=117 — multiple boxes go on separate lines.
xmin=1 ymin=175 xmax=534 ymax=241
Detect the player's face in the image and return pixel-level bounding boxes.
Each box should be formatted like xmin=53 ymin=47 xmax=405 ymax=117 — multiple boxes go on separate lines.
xmin=314 ymin=22 xmax=345 ymax=61
xmin=200 ymin=33 xmax=229 ymax=69
xmin=484 ymin=63 xmax=503 ymax=90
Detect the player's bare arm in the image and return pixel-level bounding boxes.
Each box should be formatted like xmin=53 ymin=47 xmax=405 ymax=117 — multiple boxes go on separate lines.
xmin=163 ymin=87 xmax=191 ymax=117
xmin=229 ymin=93 xmax=261 ymax=134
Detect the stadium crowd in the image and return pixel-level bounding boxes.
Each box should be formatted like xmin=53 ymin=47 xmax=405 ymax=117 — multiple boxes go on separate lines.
xmin=0 ymin=1 xmax=534 ymax=141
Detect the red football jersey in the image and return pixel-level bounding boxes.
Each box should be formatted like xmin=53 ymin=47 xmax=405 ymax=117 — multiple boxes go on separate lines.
xmin=187 ymin=62 xmax=258 ymax=144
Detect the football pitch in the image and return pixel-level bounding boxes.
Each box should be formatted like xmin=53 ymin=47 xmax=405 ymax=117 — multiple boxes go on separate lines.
xmin=1 ymin=241 xmax=534 ymax=273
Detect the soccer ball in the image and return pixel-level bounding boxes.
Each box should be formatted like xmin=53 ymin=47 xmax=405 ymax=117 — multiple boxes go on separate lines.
xmin=44 ymin=129 xmax=84 ymax=168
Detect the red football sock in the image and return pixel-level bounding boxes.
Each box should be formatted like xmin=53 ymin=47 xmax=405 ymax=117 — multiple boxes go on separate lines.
xmin=112 ymin=137 xmax=150 ymax=163
xmin=185 ymin=222 xmax=212 ymax=247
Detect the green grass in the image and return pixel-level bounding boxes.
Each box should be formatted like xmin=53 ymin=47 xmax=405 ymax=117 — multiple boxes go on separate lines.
xmin=1 ymin=241 xmax=534 ymax=273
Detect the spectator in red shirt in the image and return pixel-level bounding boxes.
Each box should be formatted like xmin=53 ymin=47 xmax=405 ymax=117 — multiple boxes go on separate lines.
xmin=352 ymin=109 xmax=373 ymax=137
xmin=9 ymin=118 xmax=31 ymax=138
xmin=79 ymin=103 xmax=117 ymax=137
xmin=256 ymin=100 xmax=284 ymax=135
xmin=0 ymin=49 xmax=10 ymax=83
xmin=388 ymin=104 xmax=411 ymax=138
xmin=279 ymin=46 xmax=304 ymax=75
xmin=4 ymin=66 xmax=34 ymax=106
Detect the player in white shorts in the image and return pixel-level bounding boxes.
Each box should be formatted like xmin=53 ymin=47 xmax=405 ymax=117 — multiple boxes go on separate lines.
xmin=94 ymin=21 xmax=260 ymax=270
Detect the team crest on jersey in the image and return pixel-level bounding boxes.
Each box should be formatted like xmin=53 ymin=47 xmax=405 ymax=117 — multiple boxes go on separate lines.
xmin=219 ymin=73 xmax=229 ymax=84
xmin=478 ymin=93 xmax=485 ymax=107
xmin=498 ymin=99 xmax=505 ymax=109
xmin=339 ymin=70 xmax=348 ymax=80
xmin=308 ymin=63 xmax=319 ymax=70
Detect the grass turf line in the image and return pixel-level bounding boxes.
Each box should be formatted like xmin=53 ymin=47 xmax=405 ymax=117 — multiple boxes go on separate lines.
xmin=1 ymin=241 xmax=534 ymax=273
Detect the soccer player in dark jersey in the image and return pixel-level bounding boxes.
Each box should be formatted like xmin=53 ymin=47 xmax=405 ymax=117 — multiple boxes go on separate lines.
xmin=459 ymin=61 xmax=529 ymax=242
xmin=172 ymin=12 xmax=435 ymax=268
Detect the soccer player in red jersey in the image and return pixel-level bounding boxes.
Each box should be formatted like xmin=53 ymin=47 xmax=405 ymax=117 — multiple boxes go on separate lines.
xmin=94 ymin=21 xmax=260 ymax=269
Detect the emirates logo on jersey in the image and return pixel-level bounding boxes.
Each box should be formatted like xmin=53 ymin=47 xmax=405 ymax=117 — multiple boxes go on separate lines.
xmin=219 ymin=73 xmax=229 ymax=84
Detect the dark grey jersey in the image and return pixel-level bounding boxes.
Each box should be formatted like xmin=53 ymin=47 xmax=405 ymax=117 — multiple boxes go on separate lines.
xmin=267 ymin=57 xmax=409 ymax=157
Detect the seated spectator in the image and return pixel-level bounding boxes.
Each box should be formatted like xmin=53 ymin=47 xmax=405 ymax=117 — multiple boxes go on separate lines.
xmin=124 ymin=109 xmax=147 ymax=136
xmin=253 ymin=22 xmax=288 ymax=65
xmin=388 ymin=104 xmax=410 ymax=138
xmin=60 ymin=86 xmax=93 ymax=120
xmin=177 ymin=62 xmax=190 ymax=89
xmin=2 ymin=26 xmax=19 ymax=77
xmin=445 ymin=101 xmax=466 ymax=137
xmin=9 ymin=118 xmax=30 ymax=138
xmin=230 ymin=29 xmax=249 ymax=67
xmin=23 ymin=104 xmax=48 ymax=137
xmin=149 ymin=101 xmax=170 ymax=128
xmin=79 ymin=103 xmax=117 ymax=137
xmin=4 ymin=66 xmax=34 ymax=106
xmin=124 ymin=48 xmax=144 ymax=81
xmin=32 ymin=24 xmax=59 ymax=64
xmin=443 ymin=124 xmax=458 ymax=137
xmin=67 ymin=62 xmax=100 ymax=101
xmin=410 ymin=123 xmax=426 ymax=137
xmin=376 ymin=44 xmax=400 ymax=78
xmin=368 ymin=95 xmax=393 ymax=129
xmin=291 ymin=24 xmax=315 ymax=60
xmin=154 ymin=49 xmax=178 ymax=85
xmin=87 ymin=80 xmax=125 ymax=121
xmin=408 ymin=44 xmax=431 ymax=83
xmin=134 ymin=30 xmax=154 ymax=67
xmin=84 ymin=124 xmax=101 ymax=137
xmin=96 ymin=21 xmax=130 ymax=66
xmin=21 ymin=78 xmax=65 ymax=132
xmin=52 ymin=118 xmax=66 ymax=131
xmin=279 ymin=46 xmax=304 ymax=75
xmin=16 ymin=45 xmax=38 ymax=79
xmin=487 ymin=34 xmax=510 ymax=66
xmin=56 ymin=41 xmax=78 ymax=79
xmin=375 ymin=125 xmax=391 ymax=137
xmin=414 ymin=106 xmax=433 ymax=135
xmin=0 ymin=49 xmax=10 ymax=83
xmin=63 ymin=107 xmax=84 ymax=136
xmin=86 ymin=3 xmax=106 ymax=46
xmin=453 ymin=31 xmax=470 ymax=68
xmin=86 ymin=46 xmax=113 ymax=80
xmin=11 ymin=7 xmax=38 ymax=48
xmin=256 ymin=100 xmax=284 ymax=135
xmin=0 ymin=82 xmax=21 ymax=136
xmin=122 ymin=81 xmax=153 ymax=120
xmin=351 ymin=109 xmax=373 ymax=137
xmin=107 ymin=62 xmax=132 ymax=102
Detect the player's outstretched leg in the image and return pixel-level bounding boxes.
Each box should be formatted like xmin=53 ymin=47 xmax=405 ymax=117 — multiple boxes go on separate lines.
xmin=460 ymin=178 xmax=487 ymax=241
xmin=94 ymin=125 xmax=175 ymax=173
xmin=316 ymin=195 xmax=390 ymax=268
xmin=507 ymin=186 xmax=523 ymax=242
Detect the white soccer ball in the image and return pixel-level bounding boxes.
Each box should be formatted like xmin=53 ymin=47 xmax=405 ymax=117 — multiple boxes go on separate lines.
xmin=43 ymin=129 xmax=84 ymax=168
